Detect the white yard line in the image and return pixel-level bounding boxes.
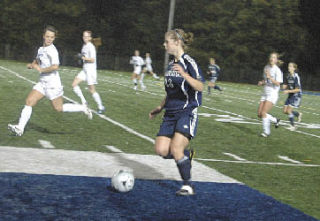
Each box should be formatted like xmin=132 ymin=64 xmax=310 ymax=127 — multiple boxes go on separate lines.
xmin=195 ymin=158 xmax=320 ymax=167
xmin=104 ymin=145 xmax=123 ymax=153
xmin=223 ymin=153 xmax=246 ymax=161
xmin=278 ymin=155 xmax=303 ymax=164
xmin=38 ymin=140 xmax=55 ymax=149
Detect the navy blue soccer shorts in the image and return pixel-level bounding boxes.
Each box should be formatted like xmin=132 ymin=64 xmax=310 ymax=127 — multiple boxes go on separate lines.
xmin=285 ymin=95 xmax=301 ymax=108
xmin=157 ymin=108 xmax=199 ymax=139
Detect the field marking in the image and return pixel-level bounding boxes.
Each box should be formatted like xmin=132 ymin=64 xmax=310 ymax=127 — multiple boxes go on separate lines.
xmin=195 ymin=158 xmax=320 ymax=167
xmin=104 ymin=145 xmax=123 ymax=153
xmin=0 ymin=65 xmax=155 ymax=144
xmin=0 ymin=146 xmax=240 ymax=183
xmin=38 ymin=140 xmax=55 ymax=149
xmin=223 ymin=153 xmax=246 ymax=161
xmin=278 ymin=155 xmax=303 ymax=164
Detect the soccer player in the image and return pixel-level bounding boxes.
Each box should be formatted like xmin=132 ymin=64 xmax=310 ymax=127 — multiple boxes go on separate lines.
xmin=283 ymin=62 xmax=302 ymax=131
xmin=207 ymin=57 xmax=222 ymax=94
xmin=8 ymin=26 xmax=92 ymax=136
xmin=257 ymin=52 xmax=283 ymax=137
xmin=130 ymin=50 xmax=145 ymax=90
xmin=149 ymin=29 xmax=204 ymax=195
xmin=72 ymin=30 xmax=105 ymax=114
xmin=142 ymin=52 xmax=159 ymax=79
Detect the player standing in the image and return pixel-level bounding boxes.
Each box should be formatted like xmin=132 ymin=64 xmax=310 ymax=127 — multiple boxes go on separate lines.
xmin=143 ymin=52 xmax=159 ymax=79
xmin=72 ymin=30 xmax=105 ymax=114
xmin=257 ymin=52 xmax=283 ymax=137
xmin=130 ymin=50 xmax=145 ymax=90
xmin=8 ymin=26 xmax=92 ymax=136
xmin=207 ymin=57 xmax=222 ymax=94
xmin=149 ymin=29 xmax=204 ymax=195
xmin=283 ymin=62 xmax=302 ymax=131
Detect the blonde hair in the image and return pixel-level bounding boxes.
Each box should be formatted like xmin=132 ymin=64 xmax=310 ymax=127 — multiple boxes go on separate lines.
xmin=166 ymin=28 xmax=194 ymax=50
xmin=269 ymin=52 xmax=284 ymax=67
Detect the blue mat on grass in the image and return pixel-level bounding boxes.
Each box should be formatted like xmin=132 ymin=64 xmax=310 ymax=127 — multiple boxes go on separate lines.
xmin=0 ymin=173 xmax=316 ymax=221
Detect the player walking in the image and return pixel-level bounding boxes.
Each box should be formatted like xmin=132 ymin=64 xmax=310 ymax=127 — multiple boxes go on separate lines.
xmin=143 ymin=52 xmax=159 ymax=79
xmin=8 ymin=26 xmax=92 ymax=136
xmin=130 ymin=50 xmax=146 ymax=90
xmin=149 ymin=29 xmax=204 ymax=195
xmin=257 ymin=52 xmax=283 ymax=137
xmin=283 ymin=62 xmax=302 ymax=131
xmin=207 ymin=57 xmax=222 ymax=94
xmin=72 ymin=30 xmax=105 ymax=114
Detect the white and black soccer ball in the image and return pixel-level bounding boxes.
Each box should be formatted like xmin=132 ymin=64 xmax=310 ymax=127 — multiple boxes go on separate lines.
xmin=111 ymin=170 xmax=135 ymax=193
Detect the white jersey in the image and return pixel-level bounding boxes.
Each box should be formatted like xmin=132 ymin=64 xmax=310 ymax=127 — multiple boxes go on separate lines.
xmin=34 ymin=44 xmax=63 ymax=100
xmin=82 ymin=42 xmax=97 ymax=70
xmin=145 ymin=57 xmax=152 ymax=66
xmin=263 ymin=64 xmax=283 ymax=93
xmin=130 ymin=56 xmax=144 ymax=67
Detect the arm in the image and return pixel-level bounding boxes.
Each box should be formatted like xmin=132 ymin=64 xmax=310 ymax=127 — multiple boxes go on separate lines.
xmin=82 ymin=56 xmax=95 ymax=63
xmin=173 ymin=64 xmax=204 ymax=92
xmin=149 ymin=96 xmax=166 ymax=119
xmin=27 ymin=60 xmax=59 ymax=73
xmin=283 ymin=87 xmax=300 ymax=94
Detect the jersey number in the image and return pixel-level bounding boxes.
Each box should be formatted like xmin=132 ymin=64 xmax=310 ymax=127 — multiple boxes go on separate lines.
xmin=165 ymin=78 xmax=174 ymax=88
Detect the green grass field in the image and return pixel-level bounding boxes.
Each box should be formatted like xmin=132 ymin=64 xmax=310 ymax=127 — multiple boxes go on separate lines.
xmin=0 ymin=59 xmax=319 ymax=219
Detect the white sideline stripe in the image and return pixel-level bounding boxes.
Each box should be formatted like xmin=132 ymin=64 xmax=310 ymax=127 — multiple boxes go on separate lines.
xmin=0 ymin=65 xmax=155 ymax=144
xmin=278 ymin=155 xmax=303 ymax=164
xmin=38 ymin=140 xmax=55 ymax=149
xmin=195 ymin=158 xmax=320 ymax=167
xmin=223 ymin=153 xmax=246 ymax=161
xmin=104 ymin=145 xmax=123 ymax=153
xmin=0 ymin=146 xmax=240 ymax=184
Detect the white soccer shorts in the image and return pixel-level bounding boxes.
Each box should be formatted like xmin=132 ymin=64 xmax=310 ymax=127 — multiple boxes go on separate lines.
xmin=33 ymin=82 xmax=64 ymax=100
xmin=77 ymin=69 xmax=97 ymax=85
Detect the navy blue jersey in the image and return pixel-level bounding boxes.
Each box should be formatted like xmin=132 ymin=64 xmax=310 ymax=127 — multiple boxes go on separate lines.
xmin=207 ymin=64 xmax=220 ymax=78
xmin=164 ymin=54 xmax=205 ymax=113
xmin=285 ymin=72 xmax=302 ymax=97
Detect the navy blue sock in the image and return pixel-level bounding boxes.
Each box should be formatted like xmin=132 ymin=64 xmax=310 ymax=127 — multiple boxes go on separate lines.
xmin=177 ymin=156 xmax=191 ymax=185
xmin=207 ymin=86 xmax=211 ymax=93
xmin=292 ymin=111 xmax=300 ymax=118
xmin=214 ymin=85 xmax=222 ymax=91
xmin=289 ymin=113 xmax=294 ymax=126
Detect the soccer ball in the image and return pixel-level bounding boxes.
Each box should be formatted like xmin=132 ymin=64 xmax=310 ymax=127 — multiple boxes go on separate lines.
xmin=111 ymin=170 xmax=135 ymax=192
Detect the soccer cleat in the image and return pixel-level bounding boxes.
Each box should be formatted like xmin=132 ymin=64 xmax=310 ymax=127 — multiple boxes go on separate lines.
xmin=153 ymin=74 xmax=160 ymax=79
xmin=133 ymin=86 xmax=137 ymax=91
xmin=297 ymin=112 xmax=302 ymax=123
xmin=275 ymin=118 xmax=280 ymax=128
xmin=83 ymin=105 xmax=93 ymax=119
xmin=97 ymin=106 xmax=106 ymax=114
xmin=176 ymin=185 xmax=195 ymax=196
xmin=141 ymin=85 xmax=146 ymax=91
xmin=8 ymin=124 xmax=24 ymax=136
xmin=260 ymin=132 xmax=269 ymax=137
xmin=287 ymin=125 xmax=297 ymax=131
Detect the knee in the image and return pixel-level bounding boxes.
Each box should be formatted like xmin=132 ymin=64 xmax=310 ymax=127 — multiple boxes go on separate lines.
xmin=25 ymin=98 xmax=35 ymax=107
xmin=154 ymin=145 xmax=169 ymax=157
xmin=53 ymin=104 xmax=63 ymax=112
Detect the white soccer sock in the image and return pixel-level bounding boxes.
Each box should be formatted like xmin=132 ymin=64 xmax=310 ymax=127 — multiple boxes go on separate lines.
xmin=133 ymin=79 xmax=137 ymax=84
xmin=266 ymin=114 xmax=277 ymax=124
xmin=262 ymin=117 xmax=270 ymax=135
xmin=73 ymin=86 xmax=87 ymax=105
xmin=92 ymin=92 xmax=104 ymax=110
xmin=62 ymin=103 xmax=85 ymax=112
xmin=139 ymin=73 xmax=145 ymax=84
xmin=18 ymin=105 xmax=32 ymax=130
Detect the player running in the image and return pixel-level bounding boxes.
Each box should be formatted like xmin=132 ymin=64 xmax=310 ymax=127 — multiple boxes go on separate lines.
xmin=207 ymin=57 xmax=222 ymax=94
xmin=257 ymin=52 xmax=283 ymax=137
xmin=130 ymin=50 xmax=146 ymax=90
xmin=8 ymin=26 xmax=92 ymax=136
xmin=149 ymin=29 xmax=204 ymax=196
xmin=142 ymin=52 xmax=159 ymax=79
xmin=283 ymin=62 xmax=302 ymax=131
xmin=72 ymin=30 xmax=105 ymax=114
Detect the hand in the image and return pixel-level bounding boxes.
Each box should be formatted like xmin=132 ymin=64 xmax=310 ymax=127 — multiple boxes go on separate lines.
xmin=173 ymin=64 xmax=188 ymax=78
xmin=283 ymin=90 xmax=289 ymax=94
xmin=149 ymin=106 xmax=162 ymax=119
xmin=33 ymin=64 xmax=41 ymax=73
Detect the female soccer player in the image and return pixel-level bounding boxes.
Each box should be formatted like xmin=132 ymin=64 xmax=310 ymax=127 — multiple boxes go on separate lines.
xmin=8 ymin=26 xmax=92 ymax=136
xmin=283 ymin=62 xmax=302 ymax=131
xmin=207 ymin=57 xmax=222 ymax=94
xmin=257 ymin=52 xmax=283 ymax=137
xmin=142 ymin=52 xmax=159 ymax=79
xmin=149 ymin=29 xmax=204 ymax=195
xmin=130 ymin=50 xmax=145 ymax=90
xmin=72 ymin=30 xmax=105 ymax=114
